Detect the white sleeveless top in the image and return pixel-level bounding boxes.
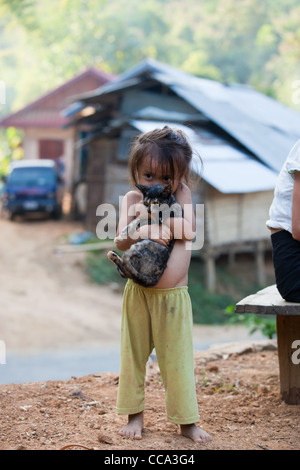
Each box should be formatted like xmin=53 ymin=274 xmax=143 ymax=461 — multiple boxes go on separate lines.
xmin=266 ymin=139 xmax=300 ymax=233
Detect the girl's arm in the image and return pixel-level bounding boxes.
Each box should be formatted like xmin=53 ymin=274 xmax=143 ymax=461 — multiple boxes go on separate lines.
xmin=115 ymin=191 xmax=141 ymax=251
xmin=292 ymin=171 xmax=300 ymax=241
xmin=165 ymin=183 xmax=196 ymax=241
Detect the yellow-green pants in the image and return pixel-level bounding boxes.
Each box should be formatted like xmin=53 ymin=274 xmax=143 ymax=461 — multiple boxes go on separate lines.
xmin=116 ymin=279 xmax=199 ymax=425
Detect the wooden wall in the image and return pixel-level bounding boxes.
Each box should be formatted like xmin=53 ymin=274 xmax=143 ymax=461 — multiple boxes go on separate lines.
xmin=199 ymin=185 xmax=274 ymax=291
xmin=205 ymin=186 xmax=274 ymax=246
xmin=85 ymin=139 xmax=109 ymax=232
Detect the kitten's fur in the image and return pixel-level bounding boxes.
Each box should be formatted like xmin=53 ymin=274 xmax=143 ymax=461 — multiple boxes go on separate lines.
xmin=107 ymin=184 xmax=182 ymax=287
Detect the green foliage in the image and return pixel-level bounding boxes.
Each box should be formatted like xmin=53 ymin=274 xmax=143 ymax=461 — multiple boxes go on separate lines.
xmin=86 ymin=250 xmax=127 ymax=287
xmin=1 ymin=0 xmax=300 ymax=114
xmin=0 ymin=127 xmax=23 ymax=177
xmin=0 ymin=0 xmax=37 ymax=28
xmin=188 ymin=259 xmax=233 ymax=324
xmin=225 ymin=304 xmax=277 ymax=339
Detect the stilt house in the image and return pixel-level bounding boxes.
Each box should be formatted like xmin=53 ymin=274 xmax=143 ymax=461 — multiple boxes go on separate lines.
xmin=64 ymin=59 xmax=300 ymax=291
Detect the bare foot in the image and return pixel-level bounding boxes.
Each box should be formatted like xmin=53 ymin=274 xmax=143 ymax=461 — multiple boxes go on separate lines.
xmin=119 ymin=412 xmax=143 ymax=440
xmin=180 ymin=424 xmax=212 ymax=444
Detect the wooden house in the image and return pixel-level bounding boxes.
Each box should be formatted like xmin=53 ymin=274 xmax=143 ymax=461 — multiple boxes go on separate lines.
xmin=64 ymin=59 xmax=300 ymax=290
xmin=0 ymin=68 xmax=114 ymax=195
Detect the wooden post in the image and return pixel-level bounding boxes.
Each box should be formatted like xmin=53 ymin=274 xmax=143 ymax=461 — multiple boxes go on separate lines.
xmin=205 ymin=253 xmax=216 ymax=293
xmin=85 ymin=139 xmax=109 ymax=233
xmin=276 ymin=315 xmax=300 ymax=405
xmin=255 ymin=240 xmax=265 ymax=286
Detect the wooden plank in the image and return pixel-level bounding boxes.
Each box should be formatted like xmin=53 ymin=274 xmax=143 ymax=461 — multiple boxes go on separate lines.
xmin=277 ymin=315 xmax=300 ymax=405
xmin=235 ymin=285 xmax=300 ymax=316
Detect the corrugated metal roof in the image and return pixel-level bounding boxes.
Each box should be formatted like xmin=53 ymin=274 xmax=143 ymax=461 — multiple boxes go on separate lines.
xmin=77 ymin=58 xmax=300 ymax=173
xmin=75 ymin=77 xmax=143 ymax=102
xmin=133 ymin=106 xmax=204 ymax=122
xmin=131 ymin=60 xmax=300 ymax=136
xmin=171 ymin=86 xmax=299 ymax=173
xmin=130 ymin=120 xmax=278 ymax=194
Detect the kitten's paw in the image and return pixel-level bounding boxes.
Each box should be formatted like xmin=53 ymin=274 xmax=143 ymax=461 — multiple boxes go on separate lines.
xmin=107 ymin=250 xmax=118 ymax=261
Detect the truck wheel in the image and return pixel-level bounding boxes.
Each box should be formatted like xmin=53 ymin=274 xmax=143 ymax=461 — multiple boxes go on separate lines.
xmin=52 ymin=205 xmax=62 ymax=220
xmin=8 ymin=210 xmax=15 ymax=221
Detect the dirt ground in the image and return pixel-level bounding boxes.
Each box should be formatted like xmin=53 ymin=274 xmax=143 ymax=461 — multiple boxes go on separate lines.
xmin=0 ymin=215 xmax=299 ymax=451
xmin=0 ymin=346 xmax=299 ymax=451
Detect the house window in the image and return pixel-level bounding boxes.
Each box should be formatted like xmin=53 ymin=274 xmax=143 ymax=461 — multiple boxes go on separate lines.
xmin=39 ymin=139 xmax=64 ymax=160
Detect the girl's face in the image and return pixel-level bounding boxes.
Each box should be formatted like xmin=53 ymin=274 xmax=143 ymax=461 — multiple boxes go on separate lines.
xmin=137 ymin=155 xmax=181 ymax=193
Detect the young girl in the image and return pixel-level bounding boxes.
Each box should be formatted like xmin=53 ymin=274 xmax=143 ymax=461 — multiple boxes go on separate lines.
xmin=267 ymin=138 xmax=300 ymax=302
xmin=114 ymin=126 xmax=212 ymax=443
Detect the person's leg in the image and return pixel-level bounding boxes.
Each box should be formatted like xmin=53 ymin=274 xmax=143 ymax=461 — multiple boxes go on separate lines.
xmin=116 ymin=281 xmax=154 ymax=439
xmin=149 ymin=286 xmax=211 ymax=442
xmin=271 ymin=230 xmax=300 ymax=302
xmin=150 ymin=287 xmax=199 ymax=422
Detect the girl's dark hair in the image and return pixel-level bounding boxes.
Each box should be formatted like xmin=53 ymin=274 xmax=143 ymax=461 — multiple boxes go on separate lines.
xmin=128 ymin=126 xmax=201 ymax=187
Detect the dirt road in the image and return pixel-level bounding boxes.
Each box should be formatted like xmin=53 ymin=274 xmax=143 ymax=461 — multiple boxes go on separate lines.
xmin=0 ymin=216 xmax=123 ymax=354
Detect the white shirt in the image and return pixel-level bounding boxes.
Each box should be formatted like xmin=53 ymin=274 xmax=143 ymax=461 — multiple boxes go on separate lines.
xmin=267 ymin=139 xmax=300 ymax=233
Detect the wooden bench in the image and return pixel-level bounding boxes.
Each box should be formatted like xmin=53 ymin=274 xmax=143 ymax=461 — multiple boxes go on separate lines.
xmin=235 ymin=285 xmax=300 ymax=405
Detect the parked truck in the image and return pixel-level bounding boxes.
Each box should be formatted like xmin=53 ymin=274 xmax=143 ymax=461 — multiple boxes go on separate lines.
xmin=1 ymin=159 xmax=63 ymax=220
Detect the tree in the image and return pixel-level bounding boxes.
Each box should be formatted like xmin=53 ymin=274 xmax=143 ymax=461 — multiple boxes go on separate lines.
xmin=0 ymin=127 xmax=23 ymax=177
xmin=1 ymin=0 xmax=300 ymax=114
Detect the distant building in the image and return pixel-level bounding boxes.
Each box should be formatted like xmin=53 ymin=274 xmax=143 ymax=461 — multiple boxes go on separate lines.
xmin=0 ymin=68 xmax=115 ymax=194
xmin=64 ymin=59 xmax=300 ymax=290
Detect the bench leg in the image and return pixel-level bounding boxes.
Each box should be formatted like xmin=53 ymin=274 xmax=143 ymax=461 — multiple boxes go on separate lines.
xmin=276 ymin=315 xmax=300 ymax=405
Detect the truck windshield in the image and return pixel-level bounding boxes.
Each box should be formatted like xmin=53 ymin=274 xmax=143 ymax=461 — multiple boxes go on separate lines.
xmin=8 ymin=167 xmax=56 ymax=187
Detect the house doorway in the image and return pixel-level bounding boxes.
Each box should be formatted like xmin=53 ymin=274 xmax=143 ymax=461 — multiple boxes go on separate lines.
xmin=38 ymin=139 xmax=64 ymax=160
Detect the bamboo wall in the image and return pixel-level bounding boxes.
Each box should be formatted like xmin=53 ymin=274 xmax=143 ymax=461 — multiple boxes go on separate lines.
xmin=204 ymin=186 xmax=274 ymax=247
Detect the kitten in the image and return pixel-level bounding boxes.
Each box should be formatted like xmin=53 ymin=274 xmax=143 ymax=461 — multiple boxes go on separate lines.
xmin=107 ymin=184 xmax=182 ymax=287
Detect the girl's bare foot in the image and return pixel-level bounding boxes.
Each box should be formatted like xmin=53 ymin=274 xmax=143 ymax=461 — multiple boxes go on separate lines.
xmin=180 ymin=424 xmax=212 ymax=443
xmin=119 ymin=412 xmax=143 ymax=440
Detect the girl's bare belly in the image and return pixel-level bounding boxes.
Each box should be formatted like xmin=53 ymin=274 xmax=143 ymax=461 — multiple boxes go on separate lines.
xmin=153 ymin=240 xmax=191 ymax=288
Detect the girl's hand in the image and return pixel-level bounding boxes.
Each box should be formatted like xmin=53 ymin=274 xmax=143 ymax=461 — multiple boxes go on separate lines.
xmin=137 ymin=224 xmax=173 ymax=247
xmin=169 ymin=183 xmax=196 ymax=241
